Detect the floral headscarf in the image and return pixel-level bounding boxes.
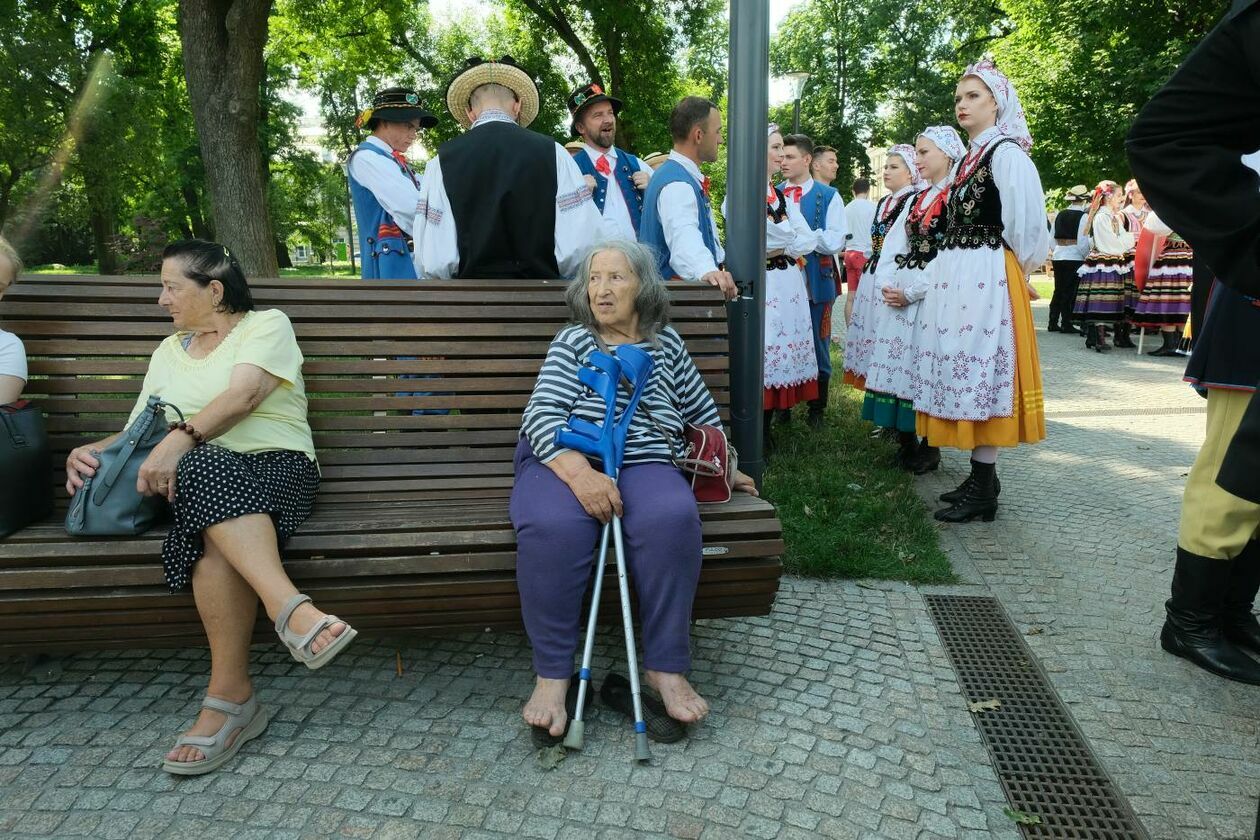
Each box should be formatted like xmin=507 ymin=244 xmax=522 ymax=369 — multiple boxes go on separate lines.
xmin=963 ymin=59 xmax=1033 ymax=152
xmin=886 ymin=144 xmax=926 ymax=190
xmin=917 ymin=125 xmax=967 ymax=163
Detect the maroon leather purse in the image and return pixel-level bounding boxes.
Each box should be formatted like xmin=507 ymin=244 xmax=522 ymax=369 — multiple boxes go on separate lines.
xmin=675 ymin=423 xmax=737 ymax=503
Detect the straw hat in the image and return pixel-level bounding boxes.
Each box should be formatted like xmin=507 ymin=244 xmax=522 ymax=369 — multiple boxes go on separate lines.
xmin=642 ymin=152 xmax=670 ymax=170
xmin=1064 ymin=184 xmax=1089 ymax=201
xmin=563 ymin=140 xmax=587 ymax=156
xmin=445 ymin=56 xmax=540 ymax=129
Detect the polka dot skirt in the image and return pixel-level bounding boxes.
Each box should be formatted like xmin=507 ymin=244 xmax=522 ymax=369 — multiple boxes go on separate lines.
xmin=162 ymin=445 xmax=320 ymax=592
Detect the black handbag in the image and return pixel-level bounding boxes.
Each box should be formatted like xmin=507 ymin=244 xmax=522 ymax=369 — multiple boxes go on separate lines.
xmin=0 ymin=400 xmax=54 ymax=538
xmin=65 ymin=395 xmax=183 ymax=536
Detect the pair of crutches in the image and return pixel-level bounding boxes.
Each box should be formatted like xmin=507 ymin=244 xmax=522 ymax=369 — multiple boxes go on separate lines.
xmin=553 ymin=344 xmax=655 ymax=762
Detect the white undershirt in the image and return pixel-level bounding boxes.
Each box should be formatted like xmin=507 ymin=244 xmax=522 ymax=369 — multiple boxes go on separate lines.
xmin=411 ymin=115 xmax=603 ymax=279
xmin=584 ymin=145 xmax=652 ymax=242
xmin=656 ymin=151 xmax=725 ymax=280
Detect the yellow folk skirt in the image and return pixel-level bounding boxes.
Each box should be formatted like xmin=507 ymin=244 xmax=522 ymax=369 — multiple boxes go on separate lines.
xmin=917 ymin=249 xmax=1046 ymax=449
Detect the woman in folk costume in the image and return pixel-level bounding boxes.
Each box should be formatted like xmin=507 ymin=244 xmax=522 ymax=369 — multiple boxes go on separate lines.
xmin=1073 ymin=181 xmax=1136 ymax=352
xmin=725 ymin=126 xmax=819 ymax=452
xmin=911 ymin=60 xmax=1050 ymax=523
xmin=1122 ymin=179 xmax=1150 ymax=233
xmin=866 ymin=126 xmax=967 ymax=474
xmin=841 ymin=146 xmax=921 ymax=391
xmin=761 ymin=127 xmax=820 ymax=448
xmin=1132 ymin=209 xmax=1194 ymax=356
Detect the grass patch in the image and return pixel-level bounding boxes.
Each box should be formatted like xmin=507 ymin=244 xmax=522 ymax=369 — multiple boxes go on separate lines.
xmin=25 ymin=263 xmax=359 ymax=277
xmin=761 ymin=356 xmax=954 ymax=583
xmin=279 ymin=264 xmax=357 ymax=277
xmin=27 ymin=264 xmax=98 ymax=274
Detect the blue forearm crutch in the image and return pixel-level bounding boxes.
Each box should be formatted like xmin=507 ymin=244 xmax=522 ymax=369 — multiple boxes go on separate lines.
xmin=554 ymin=345 xmax=656 ymax=762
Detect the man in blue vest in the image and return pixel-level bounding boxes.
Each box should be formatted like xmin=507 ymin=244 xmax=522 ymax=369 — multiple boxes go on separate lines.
xmin=639 ymin=97 xmax=736 ymax=300
xmin=566 ymin=83 xmax=653 ymax=242
xmin=347 ymin=87 xmax=437 ymax=280
xmin=780 ymin=134 xmax=848 ymax=427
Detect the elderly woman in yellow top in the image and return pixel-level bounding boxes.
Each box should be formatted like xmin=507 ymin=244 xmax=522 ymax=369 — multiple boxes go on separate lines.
xmin=63 ymin=240 xmax=355 ymax=776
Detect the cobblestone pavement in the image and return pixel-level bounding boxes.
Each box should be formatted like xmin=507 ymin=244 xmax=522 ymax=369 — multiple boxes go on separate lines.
xmin=0 ymin=580 xmax=1019 ymax=840
xmin=0 ymin=302 xmax=1246 ymax=840
xmin=914 ymin=308 xmax=1259 ymax=840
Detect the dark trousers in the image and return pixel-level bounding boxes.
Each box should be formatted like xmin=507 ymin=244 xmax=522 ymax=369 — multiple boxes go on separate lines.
xmin=1049 ymin=260 xmax=1084 ymax=328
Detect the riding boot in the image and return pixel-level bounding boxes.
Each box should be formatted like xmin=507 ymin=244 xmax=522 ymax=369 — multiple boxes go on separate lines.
xmin=1161 ymin=547 xmax=1260 ymax=684
xmin=1047 ymin=300 xmax=1060 ymax=333
xmin=934 ymin=460 xmax=998 ymax=523
xmin=1060 ymin=317 xmax=1081 ymax=335
xmin=906 ymin=437 xmax=941 ymax=475
xmin=1223 ymin=541 xmax=1260 ymax=655
xmin=1149 ymin=330 xmax=1180 ymax=357
xmin=1094 ymin=324 xmax=1110 ymax=352
xmin=1084 ymin=321 xmax=1097 ymax=348
xmin=892 ymin=431 xmax=918 ymax=469
xmin=1114 ymin=322 xmax=1137 ymax=348
xmin=807 ymin=374 xmax=830 ymax=429
xmin=939 ymin=460 xmax=1002 ymax=504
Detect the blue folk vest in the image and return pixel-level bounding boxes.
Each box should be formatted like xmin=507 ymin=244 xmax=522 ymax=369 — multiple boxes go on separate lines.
xmin=640 ymin=160 xmax=718 ymax=280
xmin=348 ymin=141 xmax=418 ymax=280
xmin=573 ymin=148 xmax=645 ymax=235
xmin=798 ymin=183 xmax=840 ymax=305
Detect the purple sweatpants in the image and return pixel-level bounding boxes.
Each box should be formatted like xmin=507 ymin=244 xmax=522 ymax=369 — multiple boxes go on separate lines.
xmin=509 ymin=438 xmax=703 ymax=679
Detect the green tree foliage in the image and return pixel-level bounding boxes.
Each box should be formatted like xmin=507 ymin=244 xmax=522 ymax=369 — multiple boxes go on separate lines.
xmin=992 ymin=0 xmax=1220 ymax=192
xmin=772 ymin=0 xmax=1223 ymax=198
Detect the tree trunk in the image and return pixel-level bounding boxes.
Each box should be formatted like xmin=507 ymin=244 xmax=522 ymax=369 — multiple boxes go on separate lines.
xmin=178 ymin=0 xmax=278 ymax=276
xmin=81 ymin=165 xmax=119 ymax=275
xmin=181 ymin=182 xmax=212 ymax=240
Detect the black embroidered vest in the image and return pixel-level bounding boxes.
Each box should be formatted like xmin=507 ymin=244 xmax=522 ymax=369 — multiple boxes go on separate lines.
xmin=439 ymin=121 xmax=560 ymax=279
xmin=940 ymin=138 xmax=1017 ymax=251
xmin=867 ymin=190 xmax=915 ymax=273
xmin=765 ymin=187 xmax=795 ymax=270
xmin=895 ymin=189 xmax=949 ymax=272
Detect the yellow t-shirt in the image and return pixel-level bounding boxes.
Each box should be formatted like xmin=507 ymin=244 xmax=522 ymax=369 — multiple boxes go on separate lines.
xmin=126 ymin=309 xmax=317 ymax=462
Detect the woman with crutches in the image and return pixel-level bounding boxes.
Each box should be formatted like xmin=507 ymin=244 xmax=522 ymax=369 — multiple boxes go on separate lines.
xmin=511 ymin=240 xmax=757 ymax=748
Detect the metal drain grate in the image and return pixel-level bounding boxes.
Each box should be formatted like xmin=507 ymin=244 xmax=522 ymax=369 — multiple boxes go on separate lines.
xmin=924 ymin=595 xmax=1150 ymax=839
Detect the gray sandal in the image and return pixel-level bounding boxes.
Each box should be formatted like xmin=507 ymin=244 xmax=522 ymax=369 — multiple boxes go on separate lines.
xmin=162 ymin=695 xmax=269 ymax=776
xmin=275 ymin=593 xmax=357 ymax=670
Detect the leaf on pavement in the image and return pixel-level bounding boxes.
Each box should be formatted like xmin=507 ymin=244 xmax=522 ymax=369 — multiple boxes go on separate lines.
xmin=968 ymin=699 xmax=1002 ymax=713
xmin=1003 ymin=806 xmax=1042 ymax=826
xmin=537 ymin=744 xmax=568 ymax=771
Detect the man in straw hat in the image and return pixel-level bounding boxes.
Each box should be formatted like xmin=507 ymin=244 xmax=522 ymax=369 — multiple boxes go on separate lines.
xmin=1048 ymin=185 xmax=1091 ymax=334
xmin=566 ymin=82 xmax=653 ymax=241
xmin=639 ymin=97 xmax=737 ymax=300
xmin=347 ymin=87 xmax=438 ymax=279
xmin=412 ymin=56 xmax=600 ymax=279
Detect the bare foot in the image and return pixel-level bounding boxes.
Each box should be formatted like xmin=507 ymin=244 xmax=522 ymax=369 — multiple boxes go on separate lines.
xmin=522 ymin=676 xmax=570 ymax=737
xmin=164 ymin=689 xmax=252 ymax=765
xmin=645 ymin=671 xmax=709 ymax=723
xmin=285 ymin=602 xmax=346 ymax=655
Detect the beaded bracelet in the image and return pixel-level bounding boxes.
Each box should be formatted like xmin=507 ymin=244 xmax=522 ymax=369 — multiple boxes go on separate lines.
xmin=168 ymin=420 xmax=206 ymax=445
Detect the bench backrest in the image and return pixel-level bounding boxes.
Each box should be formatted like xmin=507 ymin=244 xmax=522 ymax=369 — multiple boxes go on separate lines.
xmin=2 ymin=275 xmax=731 ymax=505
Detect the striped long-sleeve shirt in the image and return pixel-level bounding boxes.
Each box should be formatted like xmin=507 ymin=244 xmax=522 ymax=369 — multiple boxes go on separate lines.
xmin=521 ymin=324 xmax=722 ymax=466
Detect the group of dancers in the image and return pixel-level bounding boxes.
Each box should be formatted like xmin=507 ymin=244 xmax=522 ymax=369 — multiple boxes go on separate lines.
xmin=1066 ymin=180 xmax=1195 ymax=354
xmin=838 ymin=60 xmax=1049 ymax=524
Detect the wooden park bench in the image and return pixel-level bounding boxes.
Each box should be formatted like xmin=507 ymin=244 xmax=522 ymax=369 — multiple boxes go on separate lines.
xmin=0 ymin=275 xmax=783 ymax=655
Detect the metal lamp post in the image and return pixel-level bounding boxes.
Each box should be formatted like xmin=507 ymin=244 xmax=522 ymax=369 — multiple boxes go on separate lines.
xmin=727 ymin=0 xmax=770 ymax=486
xmin=784 ymin=71 xmax=810 ymax=134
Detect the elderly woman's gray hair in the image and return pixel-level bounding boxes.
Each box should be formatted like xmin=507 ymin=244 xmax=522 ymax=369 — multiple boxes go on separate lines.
xmin=565 ymin=240 xmax=671 ymax=346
